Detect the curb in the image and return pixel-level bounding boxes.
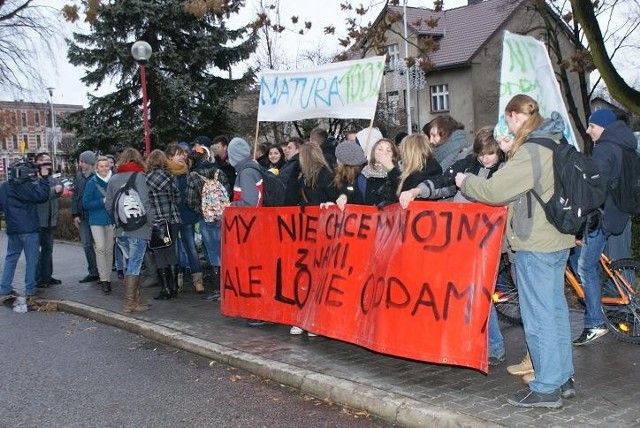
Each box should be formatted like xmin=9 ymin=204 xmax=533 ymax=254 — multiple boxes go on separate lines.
xmin=52 ymin=299 xmax=502 ymax=428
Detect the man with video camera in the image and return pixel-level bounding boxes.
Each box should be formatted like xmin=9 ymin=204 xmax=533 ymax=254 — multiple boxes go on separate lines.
xmin=0 ymin=159 xmax=52 ymax=303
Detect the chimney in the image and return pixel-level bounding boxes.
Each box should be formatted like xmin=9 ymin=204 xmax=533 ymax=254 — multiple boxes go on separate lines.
xmin=468 ymin=0 xmax=483 ymax=5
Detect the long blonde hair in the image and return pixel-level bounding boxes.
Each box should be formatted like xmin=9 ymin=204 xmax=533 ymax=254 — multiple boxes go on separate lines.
xmin=298 ymin=143 xmax=332 ymax=188
xmin=505 ymin=94 xmax=544 ymax=159
xmin=397 ymin=134 xmax=433 ymax=195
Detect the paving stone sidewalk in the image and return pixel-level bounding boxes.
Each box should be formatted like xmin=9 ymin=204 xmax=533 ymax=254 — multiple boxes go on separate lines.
xmin=3 ymin=234 xmax=640 ymax=427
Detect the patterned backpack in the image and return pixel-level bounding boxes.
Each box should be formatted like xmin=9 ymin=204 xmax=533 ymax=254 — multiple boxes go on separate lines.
xmin=197 ymin=170 xmax=230 ymax=223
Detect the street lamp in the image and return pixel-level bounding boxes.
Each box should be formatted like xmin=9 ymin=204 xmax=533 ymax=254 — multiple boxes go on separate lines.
xmin=131 ymin=40 xmax=152 ymax=155
xmin=402 ymin=0 xmax=412 ymax=134
xmin=46 ymin=87 xmax=57 ymax=171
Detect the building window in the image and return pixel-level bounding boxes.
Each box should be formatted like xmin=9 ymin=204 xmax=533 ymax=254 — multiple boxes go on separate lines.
xmin=21 ymin=112 xmax=27 ymax=127
xmin=35 ymin=112 xmax=41 ymax=127
xmin=23 ymin=134 xmax=29 ymax=149
xmin=12 ymin=135 xmax=18 ymax=150
xmin=36 ymin=135 xmax=41 ymax=147
xmin=387 ymin=91 xmax=399 ymax=110
xmin=2 ymin=138 xmax=7 ymax=150
xmin=385 ymin=43 xmax=400 ymax=69
xmin=430 ymin=84 xmax=449 ymax=112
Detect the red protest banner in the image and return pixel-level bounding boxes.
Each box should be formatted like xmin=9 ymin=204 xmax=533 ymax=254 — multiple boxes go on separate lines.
xmin=220 ymin=202 xmax=507 ymax=372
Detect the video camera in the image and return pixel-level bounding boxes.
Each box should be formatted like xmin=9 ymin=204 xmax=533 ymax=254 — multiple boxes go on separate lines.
xmin=7 ymin=160 xmax=38 ymax=184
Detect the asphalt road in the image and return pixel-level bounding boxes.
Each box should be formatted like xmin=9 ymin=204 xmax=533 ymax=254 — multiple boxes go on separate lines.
xmin=0 ymin=307 xmax=392 ymax=428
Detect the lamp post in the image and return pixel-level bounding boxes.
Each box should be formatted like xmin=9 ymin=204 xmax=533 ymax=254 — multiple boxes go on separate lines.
xmin=131 ymin=40 xmax=152 ymax=155
xmin=46 ymin=87 xmax=57 ymax=171
xmin=403 ymin=0 xmax=412 ymax=134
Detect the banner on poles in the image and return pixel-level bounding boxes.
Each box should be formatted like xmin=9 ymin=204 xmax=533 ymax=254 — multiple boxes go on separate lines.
xmin=220 ymin=202 xmax=507 ymax=372
xmin=257 ymin=56 xmax=386 ymax=122
xmin=499 ymin=31 xmax=578 ymax=148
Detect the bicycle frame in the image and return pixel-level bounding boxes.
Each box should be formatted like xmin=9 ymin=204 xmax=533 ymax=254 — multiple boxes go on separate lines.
xmin=564 ymin=253 xmax=633 ymax=306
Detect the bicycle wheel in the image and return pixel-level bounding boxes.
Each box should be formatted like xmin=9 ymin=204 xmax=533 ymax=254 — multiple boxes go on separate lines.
xmin=493 ymin=255 xmax=522 ymax=326
xmin=601 ymin=258 xmax=640 ymax=345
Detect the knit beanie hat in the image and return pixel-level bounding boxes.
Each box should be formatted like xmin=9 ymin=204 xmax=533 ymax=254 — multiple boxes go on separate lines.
xmin=588 ymin=109 xmax=616 ymax=129
xmin=79 ymin=150 xmax=96 ymax=166
xmin=493 ymin=116 xmax=513 ymax=140
xmin=228 ymin=137 xmax=250 ymax=167
xmin=335 ymin=141 xmax=366 ymax=166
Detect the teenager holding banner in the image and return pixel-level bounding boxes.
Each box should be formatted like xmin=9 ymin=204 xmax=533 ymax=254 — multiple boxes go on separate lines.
xmin=359 ymin=138 xmax=401 ymax=206
xmin=397 ymin=134 xmax=442 ymax=196
xmin=428 ymin=115 xmax=472 ymax=172
xmin=297 ymin=143 xmax=334 ymax=206
xmin=455 ymin=94 xmax=575 ymax=409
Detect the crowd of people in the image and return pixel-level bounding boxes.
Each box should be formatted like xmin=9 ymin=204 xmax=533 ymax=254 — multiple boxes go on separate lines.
xmin=0 ymin=93 xmax=637 ymax=410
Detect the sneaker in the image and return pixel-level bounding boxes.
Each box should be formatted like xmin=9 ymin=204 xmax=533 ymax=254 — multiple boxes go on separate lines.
xmin=290 ymin=326 xmax=304 ymax=335
xmin=307 ymin=332 xmax=317 ymax=337
xmin=573 ymin=324 xmax=608 ymax=346
xmin=506 ymin=389 xmax=562 ymax=409
xmin=561 ymin=377 xmax=576 ymax=399
xmin=488 ymin=353 xmax=506 ymax=366
xmin=507 ymin=353 xmax=534 ymax=376
xmin=247 ymin=319 xmax=267 ymax=327
xmin=49 ymin=277 xmax=62 ymax=285
xmin=201 ymin=290 xmax=221 ymax=301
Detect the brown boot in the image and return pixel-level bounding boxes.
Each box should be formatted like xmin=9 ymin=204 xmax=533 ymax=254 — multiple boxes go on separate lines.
xmin=192 ymin=272 xmax=204 ymax=293
xmin=122 ymin=275 xmax=150 ymax=313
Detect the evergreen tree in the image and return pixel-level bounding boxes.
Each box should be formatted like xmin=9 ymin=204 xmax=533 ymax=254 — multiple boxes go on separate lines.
xmin=64 ymin=0 xmax=257 ymax=154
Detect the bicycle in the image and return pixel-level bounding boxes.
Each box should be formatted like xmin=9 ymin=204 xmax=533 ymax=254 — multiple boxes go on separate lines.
xmin=493 ymin=252 xmax=640 ymax=344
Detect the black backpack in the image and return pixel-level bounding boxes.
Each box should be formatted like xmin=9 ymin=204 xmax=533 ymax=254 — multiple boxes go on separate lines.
xmin=611 ymin=148 xmax=640 ymax=214
xmin=245 ymin=163 xmax=286 ymax=207
xmin=528 ymin=137 xmax=606 ymax=235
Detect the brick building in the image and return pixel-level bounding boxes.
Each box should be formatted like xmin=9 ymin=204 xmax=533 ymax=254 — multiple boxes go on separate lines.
xmin=0 ymin=99 xmax=83 ymax=178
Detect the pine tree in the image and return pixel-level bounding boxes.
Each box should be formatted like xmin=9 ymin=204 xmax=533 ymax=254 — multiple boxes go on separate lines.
xmin=64 ymin=0 xmax=257 ymax=154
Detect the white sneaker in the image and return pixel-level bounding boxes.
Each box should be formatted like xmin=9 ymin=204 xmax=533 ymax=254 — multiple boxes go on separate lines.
xmin=307 ymin=332 xmax=317 ymax=337
xmin=289 ymin=326 xmax=304 ymax=335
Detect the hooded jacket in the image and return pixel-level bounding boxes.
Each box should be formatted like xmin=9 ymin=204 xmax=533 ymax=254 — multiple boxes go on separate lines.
xmin=0 ymin=178 xmax=50 ymax=234
xmin=462 ymin=112 xmax=575 ymax=252
xmin=593 ymin=120 xmax=638 ymax=235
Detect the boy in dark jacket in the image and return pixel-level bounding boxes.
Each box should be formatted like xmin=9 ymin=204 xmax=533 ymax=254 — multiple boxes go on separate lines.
xmin=0 ymin=161 xmax=51 ymax=302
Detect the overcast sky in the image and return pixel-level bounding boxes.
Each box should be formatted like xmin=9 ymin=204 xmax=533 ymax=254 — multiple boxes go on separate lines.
xmin=2 ymin=0 xmax=637 ymax=107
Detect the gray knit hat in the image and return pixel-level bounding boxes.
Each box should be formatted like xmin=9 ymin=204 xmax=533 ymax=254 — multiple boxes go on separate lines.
xmin=79 ymin=150 xmax=96 ymax=166
xmin=228 ymin=137 xmax=250 ymax=167
xmin=335 ymin=142 xmax=366 ymax=166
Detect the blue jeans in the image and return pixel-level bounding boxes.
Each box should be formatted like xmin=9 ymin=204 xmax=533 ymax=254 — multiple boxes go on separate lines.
xmin=177 ymin=223 xmax=201 ymax=273
xmin=0 ymin=232 xmax=40 ymax=296
xmin=516 ymin=249 xmax=573 ymax=394
xmin=488 ymin=305 xmax=505 ymax=359
xmin=116 ymin=236 xmax=148 ymax=276
xmin=199 ymin=219 xmax=221 ymax=267
xmin=37 ymin=227 xmax=54 ymax=282
xmin=578 ymin=227 xmax=608 ymax=328
xmin=114 ymin=243 xmax=125 ymax=270
xmin=605 ymin=218 xmax=632 ymax=261
xmin=79 ymin=219 xmax=98 ymax=277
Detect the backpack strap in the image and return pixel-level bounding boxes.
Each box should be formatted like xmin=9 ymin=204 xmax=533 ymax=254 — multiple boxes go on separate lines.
xmin=523 ymin=138 xmax=557 ymax=216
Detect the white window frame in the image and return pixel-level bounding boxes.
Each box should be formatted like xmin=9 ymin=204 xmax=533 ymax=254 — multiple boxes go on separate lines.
xmin=385 ymin=43 xmax=400 ymax=69
xmin=430 ymin=84 xmax=449 ymax=112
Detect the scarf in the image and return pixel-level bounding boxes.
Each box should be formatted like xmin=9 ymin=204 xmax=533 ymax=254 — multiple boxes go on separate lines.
xmin=117 ymin=161 xmax=145 ymax=173
xmin=361 ymin=164 xmax=389 ymax=179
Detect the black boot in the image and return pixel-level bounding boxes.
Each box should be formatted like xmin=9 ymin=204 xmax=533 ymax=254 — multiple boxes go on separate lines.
xmin=101 ymin=281 xmax=112 ymax=294
xmin=154 ymin=268 xmax=171 ymax=300
xmin=167 ymin=265 xmax=179 ymax=298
